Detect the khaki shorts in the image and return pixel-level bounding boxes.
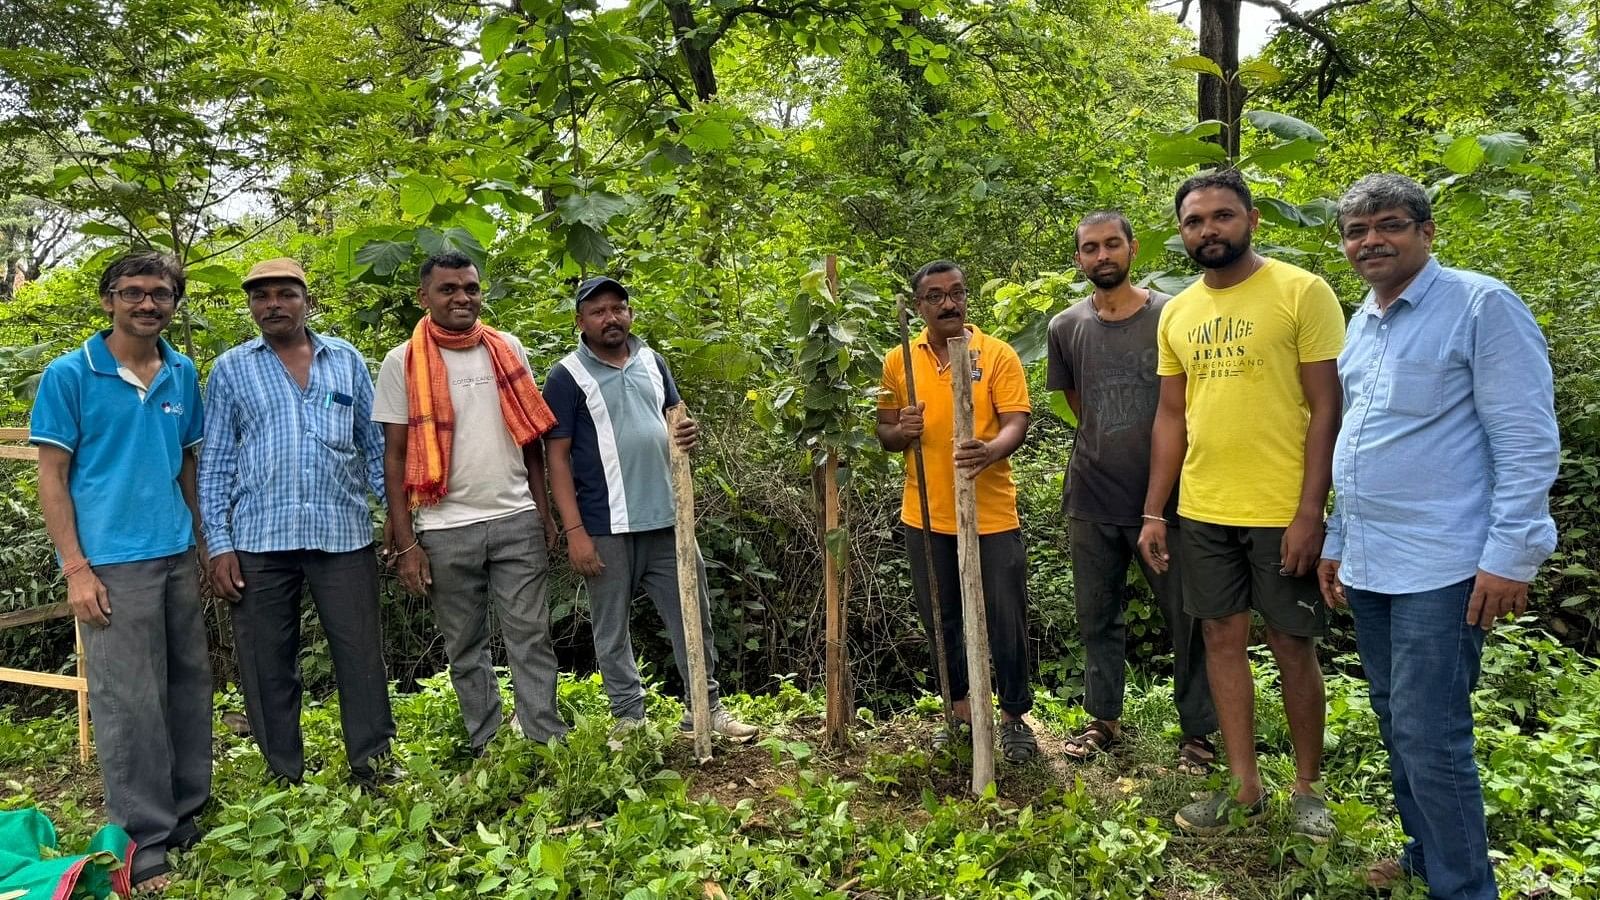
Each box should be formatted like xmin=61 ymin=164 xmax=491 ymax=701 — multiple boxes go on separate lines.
xmin=1178 ymin=517 xmax=1328 ymax=637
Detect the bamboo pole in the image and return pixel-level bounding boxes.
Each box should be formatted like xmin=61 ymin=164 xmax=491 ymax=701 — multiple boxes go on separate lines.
xmin=895 ymin=296 xmax=954 ymax=729
xmin=667 ymin=403 xmax=714 ymax=762
xmin=948 ymin=334 xmax=995 ymax=794
xmin=822 ymin=255 xmax=852 ymax=747
xmin=76 ymin=621 xmax=90 ymax=766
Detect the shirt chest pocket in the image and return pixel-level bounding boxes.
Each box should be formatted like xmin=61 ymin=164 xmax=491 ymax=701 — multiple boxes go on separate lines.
xmin=1381 ymin=358 xmax=1447 ymax=417
xmin=309 ymin=385 xmax=358 ymax=453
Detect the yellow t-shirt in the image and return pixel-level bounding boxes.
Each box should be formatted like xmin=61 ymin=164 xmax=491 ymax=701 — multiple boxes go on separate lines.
xmin=880 ymin=324 xmax=1031 ymax=535
xmin=1156 ymin=258 xmax=1345 ymax=527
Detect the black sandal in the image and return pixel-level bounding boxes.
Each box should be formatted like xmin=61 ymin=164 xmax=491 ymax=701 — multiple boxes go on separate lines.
xmin=1177 ymin=735 xmax=1217 ymax=776
xmin=1062 ymin=719 xmax=1118 ymax=760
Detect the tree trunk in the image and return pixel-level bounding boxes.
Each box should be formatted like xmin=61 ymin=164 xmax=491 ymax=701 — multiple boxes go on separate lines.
xmin=1198 ymin=0 xmax=1244 ymax=160
xmin=664 ymin=0 xmax=717 ymax=102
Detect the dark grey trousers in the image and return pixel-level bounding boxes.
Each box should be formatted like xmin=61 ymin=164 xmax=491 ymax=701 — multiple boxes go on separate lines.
xmin=903 ymin=527 xmax=1034 ymax=716
xmin=584 ymin=529 xmax=722 ymax=720
xmin=83 ymin=549 xmax=212 ymax=882
xmin=417 ymin=509 xmax=568 ymax=748
xmin=1069 ymin=517 xmax=1216 ymax=736
xmin=231 ymin=546 xmax=395 ymax=782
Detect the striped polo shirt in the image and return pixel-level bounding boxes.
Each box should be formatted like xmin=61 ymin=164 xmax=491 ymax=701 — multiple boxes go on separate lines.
xmin=542 ymin=336 xmax=683 ymax=536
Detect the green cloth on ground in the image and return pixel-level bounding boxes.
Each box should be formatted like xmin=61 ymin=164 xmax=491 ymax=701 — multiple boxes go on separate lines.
xmin=0 ymin=807 xmax=131 ymax=899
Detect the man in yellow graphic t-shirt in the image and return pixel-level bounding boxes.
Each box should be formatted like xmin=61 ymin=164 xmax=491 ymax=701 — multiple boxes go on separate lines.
xmin=877 ymin=259 xmax=1038 ymax=763
xmin=1137 ymin=169 xmax=1345 ymax=840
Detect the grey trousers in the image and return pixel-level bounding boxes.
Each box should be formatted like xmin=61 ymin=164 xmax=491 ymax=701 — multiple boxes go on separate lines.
xmin=904 ymin=527 xmax=1034 ymax=716
xmin=231 ymin=546 xmax=396 ymax=782
xmin=584 ymin=529 xmax=722 ymax=720
xmin=83 ymin=549 xmax=212 ymax=882
xmin=1068 ymin=517 xmax=1216 ymax=736
xmin=417 ymin=509 xmax=568 ymax=748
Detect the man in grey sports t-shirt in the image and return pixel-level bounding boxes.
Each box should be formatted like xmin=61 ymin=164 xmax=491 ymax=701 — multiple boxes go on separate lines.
xmin=1046 ymin=211 xmax=1216 ymax=771
xmin=543 ymin=277 xmax=757 ymax=742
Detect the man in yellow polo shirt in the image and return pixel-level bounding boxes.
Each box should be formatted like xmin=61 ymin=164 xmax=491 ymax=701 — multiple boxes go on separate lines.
xmin=877 ymin=259 xmax=1037 ymax=762
xmin=1138 ymin=169 xmax=1344 ymax=839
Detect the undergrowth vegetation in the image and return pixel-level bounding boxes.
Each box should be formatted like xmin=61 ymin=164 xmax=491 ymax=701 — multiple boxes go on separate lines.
xmin=3 ymin=623 xmax=1595 ymax=898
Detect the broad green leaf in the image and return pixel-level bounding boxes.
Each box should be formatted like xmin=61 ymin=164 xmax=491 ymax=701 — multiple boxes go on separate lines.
xmin=480 ymin=15 xmax=520 ymax=63
xmin=1148 ymin=134 xmax=1228 ymax=169
xmin=408 ymin=802 xmax=433 ymax=832
xmin=923 ymin=61 xmax=950 ymax=85
xmin=1170 ymin=55 xmax=1224 ymax=78
xmin=787 ymin=291 xmax=813 ymax=339
xmin=565 ymin=223 xmax=615 ymax=267
xmin=1244 ymin=110 xmax=1325 ymax=143
xmin=354 ymin=240 xmax=413 ymax=278
xmin=186 ymin=264 xmax=242 ymax=291
xmin=682 ymin=118 xmax=735 ymax=152
xmin=1133 ymin=226 xmax=1177 ymax=270
xmin=1048 ymin=390 xmax=1078 ymax=427
xmin=1184 ymin=120 xmax=1226 ymax=138
xmin=824 ymin=526 xmax=848 ymax=568
xmin=1240 ymin=137 xmax=1320 ymax=170
xmin=1478 ymin=132 xmax=1529 ymax=167
xmin=78 ymin=221 xmax=129 ymax=238
xmin=454 ymin=205 xmax=498 ymax=247
xmin=399 ymin=175 xmax=450 ymax=219
xmin=558 ymin=192 xmax=629 ymax=229
xmin=416 ymin=227 xmax=486 ymax=268
xmin=1236 ymin=59 xmax=1283 ymax=87
xmin=1256 ymin=196 xmax=1316 ymax=228
xmin=1443 ymin=135 xmax=1485 ymax=174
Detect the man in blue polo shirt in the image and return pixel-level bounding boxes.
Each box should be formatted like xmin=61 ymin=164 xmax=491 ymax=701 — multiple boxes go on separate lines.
xmin=544 ymin=276 xmax=757 ymax=741
xmin=199 ymin=257 xmax=396 ymax=788
xmin=30 ymin=251 xmax=209 ymax=894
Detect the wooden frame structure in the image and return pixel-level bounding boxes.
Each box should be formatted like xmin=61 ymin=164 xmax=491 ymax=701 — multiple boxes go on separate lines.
xmin=0 ymin=426 xmax=92 ymax=765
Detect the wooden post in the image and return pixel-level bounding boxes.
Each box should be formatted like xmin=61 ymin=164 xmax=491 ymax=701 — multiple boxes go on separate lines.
xmin=948 ymin=334 xmax=995 ymax=795
xmin=821 ymin=255 xmax=852 ymax=748
xmin=667 ymin=403 xmax=714 ymax=762
xmin=76 ymin=621 xmax=90 ymax=766
xmin=896 ymin=296 xmax=954 ymax=728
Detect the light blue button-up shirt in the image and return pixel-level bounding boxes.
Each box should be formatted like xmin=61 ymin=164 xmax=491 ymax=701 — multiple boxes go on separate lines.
xmin=1324 ymin=257 xmax=1559 ymax=593
xmin=199 ymin=331 xmax=385 ymax=555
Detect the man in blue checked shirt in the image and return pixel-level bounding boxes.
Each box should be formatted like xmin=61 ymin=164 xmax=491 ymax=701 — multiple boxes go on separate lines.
xmin=1318 ymin=175 xmax=1560 ymax=900
xmin=199 ymin=257 xmax=397 ymax=788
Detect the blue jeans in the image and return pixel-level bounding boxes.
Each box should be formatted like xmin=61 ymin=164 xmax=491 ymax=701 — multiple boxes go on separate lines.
xmin=1346 ymin=577 xmax=1494 ymax=900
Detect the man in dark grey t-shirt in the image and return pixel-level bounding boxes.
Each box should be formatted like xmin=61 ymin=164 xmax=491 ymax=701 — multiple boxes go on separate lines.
xmin=1046 ymin=210 xmax=1216 ymax=772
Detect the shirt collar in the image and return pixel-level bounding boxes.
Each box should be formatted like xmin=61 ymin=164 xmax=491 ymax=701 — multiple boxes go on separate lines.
xmin=243 ymin=328 xmax=329 ymax=355
xmin=912 ymin=322 xmax=986 ymax=350
xmin=1359 ymin=256 xmax=1442 ymax=318
xmin=83 ymin=329 xmax=183 ymax=376
xmin=577 ymin=333 xmax=644 ymax=368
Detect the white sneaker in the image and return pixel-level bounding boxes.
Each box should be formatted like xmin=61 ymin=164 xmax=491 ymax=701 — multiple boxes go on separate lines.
xmin=681 ymin=708 xmax=759 ymax=743
xmin=607 ymin=716 xmax=646 ymax=751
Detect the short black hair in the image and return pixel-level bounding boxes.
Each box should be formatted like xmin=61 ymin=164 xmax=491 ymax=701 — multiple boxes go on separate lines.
xmin=98 ymin=251 xmax=185 ymax=298
xmin=910 ymin=259 xmax=963 ymax=294
xmin=420 ymin=252 xmax=478 ymax=284
xmin=1174 ymin=168 xmax=1252 ymax=218
xmin=1075 ymin=210 xmax=1134 ymax=248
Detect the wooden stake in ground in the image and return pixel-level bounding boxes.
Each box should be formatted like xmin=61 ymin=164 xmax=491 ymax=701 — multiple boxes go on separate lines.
xmin=895 ymin=296 xmax=955 ymax=729
xmin=667 ymin=403 xmax=714 ymax=762
xmin=821 ymin=255 xmax=853 ymax=748
xmin=947 ymin=334 xmax=996 ymax=795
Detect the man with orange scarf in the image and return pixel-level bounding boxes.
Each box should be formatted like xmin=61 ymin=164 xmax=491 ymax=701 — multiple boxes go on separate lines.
xmin=373 ymin=252 xmax=569 ymax=752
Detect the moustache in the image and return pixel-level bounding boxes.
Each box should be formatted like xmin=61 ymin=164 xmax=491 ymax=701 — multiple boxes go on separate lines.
xmin=1358 ymin=248 xmax=1398 ymax=261
xmin=938 ymin=310 xmax=962 ymax=319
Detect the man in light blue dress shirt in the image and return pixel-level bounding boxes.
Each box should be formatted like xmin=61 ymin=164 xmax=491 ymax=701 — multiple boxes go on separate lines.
xmin=1318 ymin=175 xmax=1560 ymax=899
xmin=199 ymin=257 xmax=397 ymax=787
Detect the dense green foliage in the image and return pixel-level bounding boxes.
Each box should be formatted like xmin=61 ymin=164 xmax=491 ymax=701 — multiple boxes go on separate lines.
xmin=2 ymin=0 xmax=1599 ymax=894
xmin=3 ymin=625 xmax=1598 ymax=897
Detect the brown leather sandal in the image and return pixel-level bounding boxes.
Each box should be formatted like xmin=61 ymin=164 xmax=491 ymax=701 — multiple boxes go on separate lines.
xmin=1062 ymin=719 xmax=1119 ymax=760
xmin=1176 ymin=735 xmax=1216 ymax=776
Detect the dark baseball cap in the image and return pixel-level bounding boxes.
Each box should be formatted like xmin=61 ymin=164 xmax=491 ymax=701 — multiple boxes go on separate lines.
xmin=574 ymin=276 xmax=627 ymax=309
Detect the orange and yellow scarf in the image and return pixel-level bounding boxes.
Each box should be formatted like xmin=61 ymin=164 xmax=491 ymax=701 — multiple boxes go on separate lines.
xmin=404 ymin=316 xmax=556 ymax=508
